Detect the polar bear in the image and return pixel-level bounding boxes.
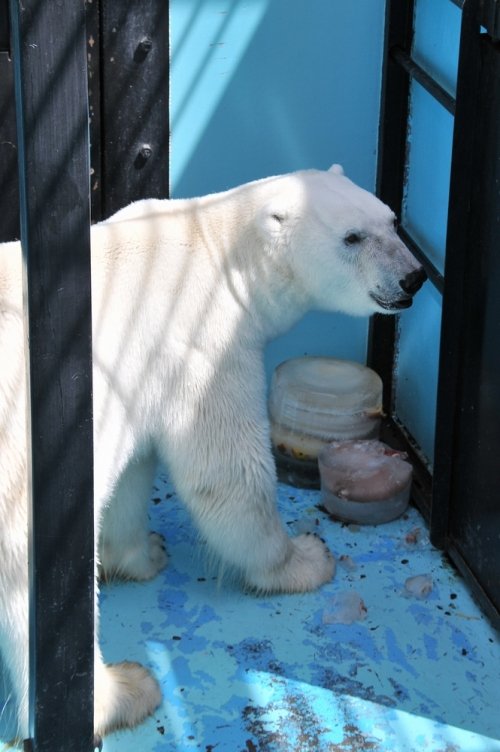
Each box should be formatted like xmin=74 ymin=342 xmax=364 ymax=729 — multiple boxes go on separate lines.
xmin=0 ymin=164 xmax=426 ymax=739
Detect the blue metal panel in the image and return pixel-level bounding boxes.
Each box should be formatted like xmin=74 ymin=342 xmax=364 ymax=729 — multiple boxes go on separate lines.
xmin=412 ymin=0 xmax=462 ymax=96
xmin=395 ymin=282 xmax=442 ymax=465
xmin=170 ymin=0 xmax=386 ymax=374
xmin=402 ymin=81 xmax=454 ymax=276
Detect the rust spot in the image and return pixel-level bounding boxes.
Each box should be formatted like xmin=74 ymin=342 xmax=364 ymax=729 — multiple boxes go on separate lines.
xmin=241 ymin=697 xmax=382 ymax=751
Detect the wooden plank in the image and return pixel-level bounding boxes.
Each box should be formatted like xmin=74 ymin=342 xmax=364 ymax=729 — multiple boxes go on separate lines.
xmin=0 ymin=43 xmax=20 ymax=241
xmin=9 ymin=0 xmax=95 ymax=748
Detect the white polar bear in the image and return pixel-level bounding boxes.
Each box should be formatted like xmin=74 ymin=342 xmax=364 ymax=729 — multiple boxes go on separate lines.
xmin=0 ymin=164 xmax=426 ymax=739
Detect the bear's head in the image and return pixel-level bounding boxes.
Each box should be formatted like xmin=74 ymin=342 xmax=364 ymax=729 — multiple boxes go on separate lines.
xmin=257 ymin=164 xmax=426 ymax=317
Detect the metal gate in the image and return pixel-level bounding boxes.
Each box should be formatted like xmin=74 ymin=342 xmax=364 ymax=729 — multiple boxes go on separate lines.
xmin=369 ymin=0 xmax=500 ymax=626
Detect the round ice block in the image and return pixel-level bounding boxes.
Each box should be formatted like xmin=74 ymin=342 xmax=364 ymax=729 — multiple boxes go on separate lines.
xmin=269 ymin=357 xmax=383 ymax=487
xmin=318 ymin=439 xmax=412 ymax=525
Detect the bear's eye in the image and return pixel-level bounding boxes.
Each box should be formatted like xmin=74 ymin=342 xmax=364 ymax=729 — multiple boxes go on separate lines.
xmin=344 ymin=232 xmax=363 ymax=246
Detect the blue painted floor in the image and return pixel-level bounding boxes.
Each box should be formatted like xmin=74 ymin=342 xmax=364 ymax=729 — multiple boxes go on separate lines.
xmin=1 ymin=471 xmax=499 ymax=751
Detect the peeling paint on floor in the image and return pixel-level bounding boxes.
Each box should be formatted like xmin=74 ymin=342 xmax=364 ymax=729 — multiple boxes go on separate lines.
xmin=1 ymin=472 xmax=499 ymax=751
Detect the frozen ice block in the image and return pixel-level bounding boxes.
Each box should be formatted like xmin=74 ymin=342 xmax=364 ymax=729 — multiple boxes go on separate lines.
xmin=318 ymin=439 xmax=412 ymax=524
xmin=269 ymin=357 xmax=383 ymax=487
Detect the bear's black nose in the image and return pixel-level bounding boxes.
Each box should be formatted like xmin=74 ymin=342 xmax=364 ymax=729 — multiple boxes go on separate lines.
xmin=399 ymin=267 xmax=427 ymax=295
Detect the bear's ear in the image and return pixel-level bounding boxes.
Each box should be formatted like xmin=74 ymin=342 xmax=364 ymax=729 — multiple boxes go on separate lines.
xmin=257 ymin=204 xmax=288 ymax=242
xmin=328 ymin=163 xmax=344 ymax=176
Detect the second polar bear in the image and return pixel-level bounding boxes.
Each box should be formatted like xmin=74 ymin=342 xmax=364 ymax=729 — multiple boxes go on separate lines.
xmin=0 ymin=164 xmax=426 ymax=738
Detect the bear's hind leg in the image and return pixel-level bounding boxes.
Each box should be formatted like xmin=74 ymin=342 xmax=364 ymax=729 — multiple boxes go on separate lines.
xmin=99 ymin=453 xmax=167 ymax=582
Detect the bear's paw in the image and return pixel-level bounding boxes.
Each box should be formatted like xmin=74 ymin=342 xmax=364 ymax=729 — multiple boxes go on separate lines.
xmin=94 ymin=660 xmax=162 ymax=736
xmin=249 ymin=534 xmax=335 ymax=594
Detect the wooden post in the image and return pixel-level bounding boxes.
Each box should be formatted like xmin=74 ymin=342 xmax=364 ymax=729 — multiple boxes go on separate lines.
xmin=9 ymin=0 xmax=95 ymax=749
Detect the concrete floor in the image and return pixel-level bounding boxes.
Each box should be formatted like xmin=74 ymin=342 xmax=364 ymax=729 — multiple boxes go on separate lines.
xmin=1 ymin=470 xmax=499 ymax=751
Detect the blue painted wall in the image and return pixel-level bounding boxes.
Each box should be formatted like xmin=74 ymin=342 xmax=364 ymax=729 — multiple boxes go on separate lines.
xmin=396 ymin=0 xmax=462 ymax=465
xmin=170 ymin=0 xmax=462 ymax=469
xmin=170 ymin=0 xmax=386 ymax=379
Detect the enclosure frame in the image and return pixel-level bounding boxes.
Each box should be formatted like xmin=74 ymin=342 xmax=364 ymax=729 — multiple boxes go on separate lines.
xmin=0 ymin=0 xmax=499 ymax=748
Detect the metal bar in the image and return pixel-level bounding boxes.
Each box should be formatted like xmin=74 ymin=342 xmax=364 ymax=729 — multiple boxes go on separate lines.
xmin=1 ymin=0 xmax=9 ymax=52
xmin=9 ymin=0 xmax=95 ymax=749
xmin=368 ymin=0 xmax=415 ymax=413
xmin=431 ymin=0 xmax=482 ymax=550
xmin=0 ymin=0 xmax=19 ymax=243
xmin=398 ymin=226 xmax=445 ymax=294
xmin=447 ymin=545 xmax=500 ymax=627
xmin=391 ymin=46 xmax=456 ymax=115
xmin=0 ymin=51 xmax=19 ymax=242
xmin=433 ymin=14 xmax=500 ymax=627
xmin=480 ymin=0 xmax=500 ymax=38
xmin=86 ymin=0 xmax=103 ymax=223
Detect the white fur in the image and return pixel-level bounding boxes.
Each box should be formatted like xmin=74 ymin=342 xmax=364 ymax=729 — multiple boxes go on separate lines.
xmin=0 ymin=166 xmax=423 ymax=738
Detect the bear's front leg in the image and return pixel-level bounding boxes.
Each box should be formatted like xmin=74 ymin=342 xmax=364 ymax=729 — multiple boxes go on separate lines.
xmin=162 ymin=370 xmax=335 ymax=594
